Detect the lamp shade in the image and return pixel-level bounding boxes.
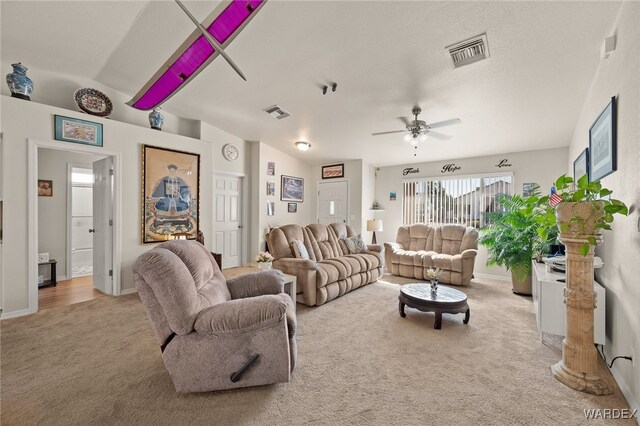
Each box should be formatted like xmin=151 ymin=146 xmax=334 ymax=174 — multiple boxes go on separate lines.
xmin=367 ymin=219 xmax=383 ymax=232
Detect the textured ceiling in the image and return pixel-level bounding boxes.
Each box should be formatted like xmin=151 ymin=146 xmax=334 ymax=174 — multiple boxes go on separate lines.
xmin=1 ymin=1 xmax=622 ymax=166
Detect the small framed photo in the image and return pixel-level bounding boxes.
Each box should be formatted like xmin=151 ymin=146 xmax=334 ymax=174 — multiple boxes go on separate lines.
xmin=267 ymin=201 xmax=275 ymax=216
xmin=389 ymin=192 xmax=397 ymax=201
xmin=589 ymin=97 xmax=616 ymax=181
xmin=288 ymin=202 xmax=297 ymax=213
xmin=322 ymin=163 xmax=344 ymax=179
xmin=573 ymin=148 xmax=589 ymax=182
xmin=267 ymin=162 xmax=275 ymax=176
xmin=38 ymin=180 xmax=53 ymax=197
xmin=54 ymin=115 xmax=103 ymax=147
xmin=281 ymin=175 xmax=304 ymax=202
xmin=522 ymin=183 xmax=539 ymax=197
xmin=266 ymin=181 xmax=275 ymax=196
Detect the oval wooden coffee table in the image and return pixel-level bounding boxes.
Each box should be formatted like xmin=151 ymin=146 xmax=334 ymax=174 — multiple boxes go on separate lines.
xmin=399 ymin=284 xmax=470 ymax=329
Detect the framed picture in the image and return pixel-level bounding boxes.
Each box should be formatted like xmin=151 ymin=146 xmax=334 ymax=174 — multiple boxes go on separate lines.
xmin=267 ymin=162 xmax=275 ymax=176
xmin=389 ymin=192 xmax=397 ymax=201
xmin=589 ymin=97 xmax=616 ymax=181
xmin=142 ymin=145 xmax=200 ymax=244
xmin=54 ymin=115 xmax=103 ymax=147
xmin=573 ymin=148 xmax=589 ymax=181
xmin=522 ymin=183 xmax=539 ymax=197
xmin=288 ymin=202 xmax=297 ymax=213
xmin=266 ymin=181 xmax=275 ymax=196
xmin=38 ymin=180 xmax=53 ymax=197
xmin=267 ymin=201 xmax=274 ymax=216
xmin=281 ymin=175 xmax=304 ymax=202
xmin=322 ymin=163 xmax=344 ymax=179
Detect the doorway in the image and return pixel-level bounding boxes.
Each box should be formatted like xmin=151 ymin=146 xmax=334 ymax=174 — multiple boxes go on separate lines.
xmin=30 ymin=141 xmax=121 ymax=313
xmin=213 ymin=174 xmax=243 ymax=268
xmin=318 ymin=180 xmax=349 ymax=225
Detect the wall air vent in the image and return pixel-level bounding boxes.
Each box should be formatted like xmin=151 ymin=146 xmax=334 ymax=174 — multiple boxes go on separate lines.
xmin=263 ymin=105 xmax=290 ymax=119
xmin=446 ymin=33 xmax=490 ymax=68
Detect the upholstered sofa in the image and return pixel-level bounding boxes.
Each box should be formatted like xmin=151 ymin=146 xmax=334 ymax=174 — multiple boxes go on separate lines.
xmin=267 ymin=223 xmax=384 ymax=306
xmin=384 ymin=224 xmax=478 ymax=285
xmin=133 ymin=240 xmax=296 ymax=393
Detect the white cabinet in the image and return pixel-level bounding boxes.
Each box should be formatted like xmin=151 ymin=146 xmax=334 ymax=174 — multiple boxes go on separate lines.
xmin=532 ymin=261 xmax=606 ymax=345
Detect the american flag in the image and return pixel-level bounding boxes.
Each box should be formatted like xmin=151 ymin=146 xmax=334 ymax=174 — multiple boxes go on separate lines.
xmin=549 ymin=192 xmax=563 ymax=207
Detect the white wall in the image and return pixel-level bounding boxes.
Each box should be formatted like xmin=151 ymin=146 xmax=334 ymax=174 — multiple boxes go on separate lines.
xmin=0 ymin=66 xmax=200 ymax=139
xmin=1 ymin=95 xmax=216 ymax=315
xmin=566 ymin=1 xmax=639 ymax=410
xmin=37 ymin=149 xmax=104 ymax=279
xmin=250 ymin=142 xmax=314 ymax=255
xmin=374 ymin=147 xmax=568 ymax=278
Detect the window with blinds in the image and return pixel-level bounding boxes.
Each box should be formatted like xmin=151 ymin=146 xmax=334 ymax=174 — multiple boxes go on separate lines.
xmin=403 ymin=174 xmax=513 ymax=228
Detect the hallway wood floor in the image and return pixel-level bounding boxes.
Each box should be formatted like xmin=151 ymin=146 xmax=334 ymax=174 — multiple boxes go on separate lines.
xmin=38 ymin=276 xmax=106 ymax=310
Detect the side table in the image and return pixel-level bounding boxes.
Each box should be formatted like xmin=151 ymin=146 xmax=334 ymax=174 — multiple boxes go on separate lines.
xmin=282 ymin=273 xmax=297 ymax=305
xmin=38 ymin=259 xmax=58 ymax=288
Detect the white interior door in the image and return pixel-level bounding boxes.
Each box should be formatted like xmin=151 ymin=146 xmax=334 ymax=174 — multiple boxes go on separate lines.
xmin=214 ymin=175 xmax=242 ymax=268
xmin=318 ymin=181 xmax=348 ymax=225
xmin=92 ymin=157 xmax=113 ymax=294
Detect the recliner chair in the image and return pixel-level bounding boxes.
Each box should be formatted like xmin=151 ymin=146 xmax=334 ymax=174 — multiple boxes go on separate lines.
xmin=133 ymin=240 xmax=296 ymax=393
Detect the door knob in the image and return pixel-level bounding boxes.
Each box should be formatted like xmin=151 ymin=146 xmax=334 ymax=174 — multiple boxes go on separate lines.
xmin=89 ymin=229 xmax=95 ymax=233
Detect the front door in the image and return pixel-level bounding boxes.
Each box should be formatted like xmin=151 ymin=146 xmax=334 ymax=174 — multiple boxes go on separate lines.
xmin=214 ymin=175 xmax=242 ymax=268
xmin=318 ymin=180 xmax=348 ymax=225
xmin=92 ymin=157 xmax=113 ymax=294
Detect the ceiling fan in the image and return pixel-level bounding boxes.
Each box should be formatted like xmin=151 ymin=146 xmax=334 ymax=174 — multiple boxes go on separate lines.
xmin=372 ymin=107 xmax=461 ymax=153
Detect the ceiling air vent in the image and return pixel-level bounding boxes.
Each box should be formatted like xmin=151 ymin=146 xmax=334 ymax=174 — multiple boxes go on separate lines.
xmin=264 ymin=105 xmax=290 ymax=119
xmin=446 ymin=33 xmax=490 ymax=68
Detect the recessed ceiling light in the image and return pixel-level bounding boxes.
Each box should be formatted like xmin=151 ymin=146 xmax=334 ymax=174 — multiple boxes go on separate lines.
xmin=295 ymin=141 xmax=311 ymax=151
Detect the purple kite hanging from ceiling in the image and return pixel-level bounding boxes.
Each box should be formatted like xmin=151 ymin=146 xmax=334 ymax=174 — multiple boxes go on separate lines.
xmin=127 ymin=0 xmax=266 ymax=111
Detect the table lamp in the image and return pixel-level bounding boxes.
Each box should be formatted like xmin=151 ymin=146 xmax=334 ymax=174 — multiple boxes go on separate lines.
xmin=366 ymin=219 xmax=383 ymax=244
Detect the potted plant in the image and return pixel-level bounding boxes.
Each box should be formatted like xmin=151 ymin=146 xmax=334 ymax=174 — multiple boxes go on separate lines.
xmin=535 ymin=174 xmax=627 ymax=395
xmin=534 ymin=174 xmax=628 ymax=255
xmin=255 ymin=251 xmax=275 ymax=270
xmin=479 ymin=192 xmax=554 ymax=295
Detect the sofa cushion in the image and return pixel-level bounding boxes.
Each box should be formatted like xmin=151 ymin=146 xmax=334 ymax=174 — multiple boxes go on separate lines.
xmin=343 ymin=234 xmax=367 ymax=254
xmin=291 ymin=239 xmax=310 ymax=260
xmin=432 ymin=253 xmax=454 ymax=271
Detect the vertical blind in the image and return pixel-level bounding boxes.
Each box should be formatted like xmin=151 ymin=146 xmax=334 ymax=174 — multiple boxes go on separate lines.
xmin=403 ymin=174 xmax=513 ymax=228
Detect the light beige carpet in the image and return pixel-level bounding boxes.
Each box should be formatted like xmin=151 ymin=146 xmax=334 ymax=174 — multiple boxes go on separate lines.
xmin=1 ymin=275 xmax=633 ymax=425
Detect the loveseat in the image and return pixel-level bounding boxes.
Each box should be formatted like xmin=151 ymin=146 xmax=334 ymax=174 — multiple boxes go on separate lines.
xmin=267 ymin=223 xmax=384 ymax=306
xmin=384 ymin=224 xmax=478 ymax=285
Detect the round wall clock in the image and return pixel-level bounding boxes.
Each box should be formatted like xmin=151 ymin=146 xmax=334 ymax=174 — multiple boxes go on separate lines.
xmin=222 ymin=143 xmax=239 ymax=161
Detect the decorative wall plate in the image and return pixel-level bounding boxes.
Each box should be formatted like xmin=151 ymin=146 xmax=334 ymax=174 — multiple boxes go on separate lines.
xmin=74 ymin=88 xmax=113 ymax=117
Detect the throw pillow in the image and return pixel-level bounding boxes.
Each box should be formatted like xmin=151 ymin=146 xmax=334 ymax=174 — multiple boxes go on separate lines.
xmin=343 ymin=234 xmax=367 ymax=254
xmin=290 ymin=239 xmax=310 ymax=260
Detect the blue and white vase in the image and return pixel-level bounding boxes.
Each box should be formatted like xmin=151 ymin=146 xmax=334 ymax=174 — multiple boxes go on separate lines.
xmin=148 ymin=107 xmax=164 ymax=131
xmin=6 ymin=63 xmax=33 ymax=100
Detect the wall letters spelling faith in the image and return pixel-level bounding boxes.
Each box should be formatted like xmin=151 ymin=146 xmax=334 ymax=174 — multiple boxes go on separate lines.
xmin=403 ymin=167 xmax=420 ymax=176
xmin=495 ymin=159 xmax=512 ymax=168
xmin=441 ymin=164 xmax=461 ymax=173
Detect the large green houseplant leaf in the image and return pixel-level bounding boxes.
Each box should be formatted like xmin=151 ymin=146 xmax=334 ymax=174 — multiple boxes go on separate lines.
xmin=534 ymin=174 xmax=628 ymax=256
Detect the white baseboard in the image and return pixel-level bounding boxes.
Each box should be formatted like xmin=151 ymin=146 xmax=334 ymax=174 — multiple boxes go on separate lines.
xmin=474 ymin=272 xmax=511 ymax=282
xmin=1 ymin=307 xmax=36 ymax=320
xmin=609 ymin=363 xmax=640 ymax=424
xmin=119 ymin=288 xmax=138 ymax=295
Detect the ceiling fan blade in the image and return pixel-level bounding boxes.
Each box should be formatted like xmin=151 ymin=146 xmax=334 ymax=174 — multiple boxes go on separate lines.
xmin=397 ymin=116 xmax=411 ymax=126
xmin=371 ymin=130 xmax=406 ymax=136
xmin=427 ymin=131 xmax=452 ymax=140
xmin=427 ymin=118 xmax=461 ymax=129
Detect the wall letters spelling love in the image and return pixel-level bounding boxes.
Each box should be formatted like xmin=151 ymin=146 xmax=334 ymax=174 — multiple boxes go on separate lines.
xmin=441 ymin=164 xmax=461 ymax=173
xmin=495 ymin=159 xmax=512 ymax=168
xmin=402 ymin=167 xmax=420 ymax=176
